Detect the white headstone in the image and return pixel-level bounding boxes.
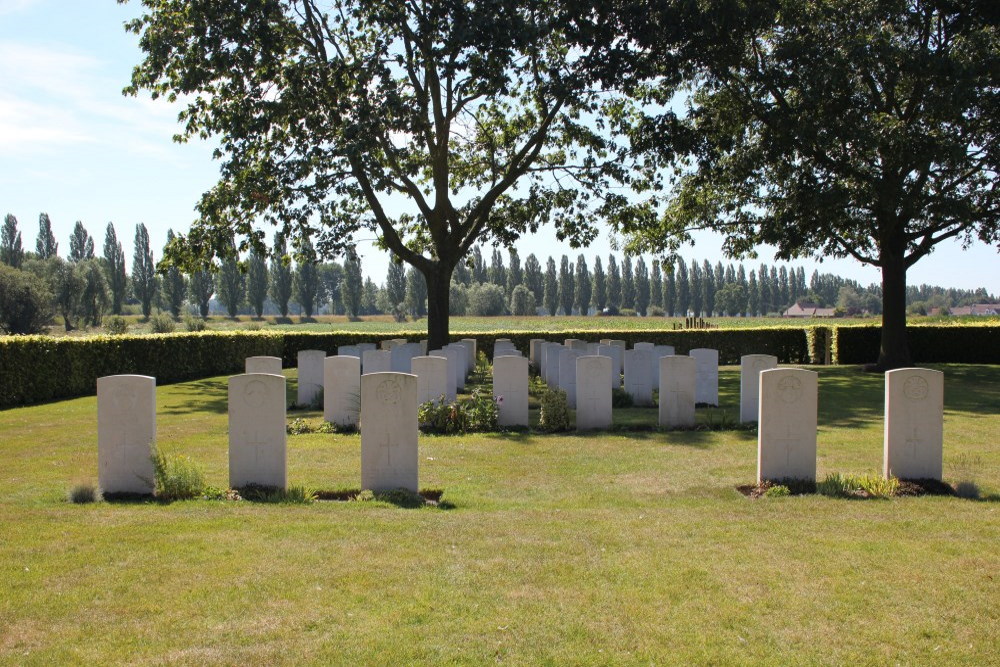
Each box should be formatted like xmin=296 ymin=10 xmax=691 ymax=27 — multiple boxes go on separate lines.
xmin=460 ymin=338 xmax=477 ymax=373
xmin=586 ymin=342 xmax=600 ymax=355
xmin=529 ymin=339 xmax=545 ymax=367
xmin=654 ymin=345 xmax=675 ymax=361
xmin=740 ymin=354 xmax=779 ymax=422
xmin=246 ymin=356 xmax=282 ymax=375
xmin=608 ymin=339 xmax=627 ymax=352
xmin=445 ymin=343 xmax=468 ymax=389
xmin=598 ymin=344 xmax=623 ymax=390
xmin=634 ymin=342 xmax=655 ymax=352
xmin=757 ymin=368 xmax=818 ymax=483
xmin=624 ymin=348 xmax=654 ymax=406
xmin=884 ymin=368 xmax=944 ymax=480
xmin=381 ymin=338 xmax=406 ymax=351
xmin=98 ymin=375 xmax=156 ymax=495
xmin=558 ymin=348 xmax=582 ymax=408
xmin=229 ymin=373 xmax=287 ymax=489
xmin=427 ymin=350 xmax=458 ymax=402
xmin=659 ymin=356 xmax=696 ymax=428
xmin=391 ymin=342 xmax=421 ymax=373
xmin=690 ymin=348 xmax=719 ymax=405
xmin=337 ymin=345 xmax=360 ymax=359
xmin=362 ymin=349 xmax=392 ymax=375
xmin=493 ymin=356 xmax=529 ymax=427
xmin=565 ymin=338 xmax=587 ymax=352
xmin=324 ymin=356 xmax=361 ymax=427
xmin=442 ymin=346 xmax=465 ymax=394
xmin=357 ymin=343 xmax=377 ymax=354
xmin=419 ymin=340 xmax=428 ymax=355
xmin=576 ymin=356 xmax=612 ymax=430
xmin=413 ymin=355 xmax=450 ymax=405
xmin=296 ymin=349 xmax=326 ymax=407
xmin=494 ymin=341 xmax=518 ymax=359
xmin=361 ymin=373 xmax=418 ymax=492
xmin=543 ymin=342 xmax=563 ymax=387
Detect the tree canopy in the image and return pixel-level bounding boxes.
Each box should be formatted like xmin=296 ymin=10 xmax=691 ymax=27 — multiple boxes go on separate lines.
xmin=622 ymin=0 xmax=1000 ymax=368
xmin=122 ymin=0 xmax=669 ymax=347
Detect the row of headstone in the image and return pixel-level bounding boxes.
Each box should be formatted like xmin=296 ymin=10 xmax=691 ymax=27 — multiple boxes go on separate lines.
xmin=756 ymin=367 xmax=944 ymax=483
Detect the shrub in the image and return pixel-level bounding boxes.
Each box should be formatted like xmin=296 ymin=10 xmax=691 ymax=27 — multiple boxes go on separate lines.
xmin=764 ymin=484 xmax=790 ymax=497
xmin=619 ymin=308 xmax=637 ymax=317
xmin=151 ymin=448 xmax=205 ymax=500
xmin=611 ymin=387 xmax=634 ymax=408
xmin=148 ymin=313 xmax=176 ymax=334
xmin=0 ymin=264 xmax=51 ymax=334
xmin=67 ymin=482 xmax=102 ymax=503
xmin=833 ymin=324 xmax=1000 ymax=364
xmin=466 ymin=283 xmax=507 ymax=316
xmin=538 ymin=387 xmax=571 ymax=432
xmin=184 ymin=316 xmax=207 ymax=332
xmin=816 ymin=472 xmax=899 ymax=498
xmin=509 ymin=284 xmax=537 ymax=316
xmin=418 ymin=390 xmax=498 ymax=434
xmin=104 ymin=315 xmax=129 ymax=336
xmin=647 ymin=305 xmax=665 ymax=317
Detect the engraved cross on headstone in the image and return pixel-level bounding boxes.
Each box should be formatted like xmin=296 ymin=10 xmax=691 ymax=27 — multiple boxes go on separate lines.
xmin=246 ymin=431 xmax=270 ymax=465
xmin=773 ymin=426 xmax=799 ymax=470
xmin=380 ymin=430 xmax=398 ymax=467
xmin=904 ymin=425 xmax=923 ymax=461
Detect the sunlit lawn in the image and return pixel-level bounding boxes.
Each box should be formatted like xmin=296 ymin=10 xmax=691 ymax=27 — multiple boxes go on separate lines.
xmin=1 ymin=364 xmax=997 ymax=663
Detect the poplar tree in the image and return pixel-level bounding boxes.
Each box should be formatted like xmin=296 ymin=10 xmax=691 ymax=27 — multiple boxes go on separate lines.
xmin=620 ymin=255 xmax=635 ymax=311
xmin=36 ymin=213 xmax=58 ymax=259
xmin=634 ymin=257 xmax=650 ymax=316
xmin=131 ymin=223 xmax=156 ymax=318
xmin=606 ymin=254 xmax=621 ymax=311
xmin=592 ymin=255 xmax=606 ymax=312
xmin=558 ymin=255 xmax=574 ymax=316
xmin=575 ymin=255 xmax=591 ymax=316
xmin=247 ymin=244 xmax=269 ymax=318
xmin=161 ymin=229 xmax=188 ymax=317
xmin=650 ymin=259 xmax=662 ymax=313
xmin=341 ymin=248 xmax=363 ymax=320
xmin=293 ymin=237 xmax=320 ymax=317
xmin=543 ymin=256 xmax=558 ymax=316
xmin=102 ymin=223 xmax=128 ymax=315
xmin=0 ymin=214 xmax=24 ymax=268
xmin=69 ymin=221 xmax=95 ymax=262
xmin=269 ymin=232 xmax=294 ymax=317
xmin=523 ymin=253 xmax=543 ymax=304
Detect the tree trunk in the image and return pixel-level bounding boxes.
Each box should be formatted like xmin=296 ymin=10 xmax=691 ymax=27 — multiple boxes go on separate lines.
xmin=425 ymin=265 xmax=451 ymax=351
xmin=876 ymin=242 xmax=912 ymax=370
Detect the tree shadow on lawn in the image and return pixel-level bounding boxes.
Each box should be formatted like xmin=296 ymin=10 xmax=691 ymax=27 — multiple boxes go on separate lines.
xmin=159 ymin=379 xmax=229 ymax=415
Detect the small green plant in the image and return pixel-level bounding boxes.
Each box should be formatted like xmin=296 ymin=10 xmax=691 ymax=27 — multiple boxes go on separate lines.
xmin=184 ymin=316 xmax=207 ymax=332
xmin=817 ymin=472 xmax=855 ymax=497
xmin=857 ymin=474 xmax=899 ymax=499
xmin=240 ymin=484 xmax=316 ymax=503
xmin=148 ymin=313 xmax=176 ymax=334
xmin=611 ymin=387 xmax=634 ymax=408
xmin=151 ymin=448 xmax=205 ymax=500
xmin=104 ymin=315 xmax=128 ymax=336
xmin=287 ymin=418 xmax=313 ymax=435
xmin=244 ymin=321 xmax=263 ymax=331
xmin=352 ymin=488 xmax=425 ymax=508
xmin=764 ymin=484 xmax=791 ymax=497
xmin=68 ymin=482 xmax=103 ymax=503
xmin=202 ymin=486 xmax=242 ymax=501
xmin=538 ymin=387 xmax=571 ymax=432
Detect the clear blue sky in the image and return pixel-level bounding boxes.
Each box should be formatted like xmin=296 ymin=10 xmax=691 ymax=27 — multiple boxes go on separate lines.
xmin=1 ymin=0 xmax=997 ymax=295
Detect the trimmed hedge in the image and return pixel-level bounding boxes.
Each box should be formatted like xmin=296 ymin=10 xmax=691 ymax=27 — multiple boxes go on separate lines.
xmin=833 ymin=325 xmax=1000 ymax=365
xmin=1 ymin=324 xmax=996 ymax=409
xmin=0 ymin=332 xmax=282 ymax=408
xmin=473 ymin=328 xmax=812 ymax=366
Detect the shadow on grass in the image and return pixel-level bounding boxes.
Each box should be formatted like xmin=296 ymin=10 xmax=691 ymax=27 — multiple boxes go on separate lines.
xmin=160 ymin=379 xmax=229 ymax=415
xmin=102 ymin=492 xmax=167 ymax=505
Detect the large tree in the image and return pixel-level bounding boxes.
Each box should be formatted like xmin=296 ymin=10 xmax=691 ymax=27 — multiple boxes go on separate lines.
xmin=247 ymin=245 xmax=270 ymax=318
xmin=269 ymin=233 xmax=294 ymax=318
xmin=624 ymin=0 xmax=1000 ymax=368
xmin=123 ymin=0 xmax=663 ymax=350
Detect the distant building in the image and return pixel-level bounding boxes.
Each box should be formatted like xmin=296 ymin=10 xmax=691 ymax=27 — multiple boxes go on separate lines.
xmin=783 ymin=302 xmax=837 ymax=318
xmin=948 ymin=304 xmax=1000 ymax=316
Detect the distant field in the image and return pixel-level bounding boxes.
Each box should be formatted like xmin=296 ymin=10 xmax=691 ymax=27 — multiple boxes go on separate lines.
xmin=43 ymin=313 xmax=992 ymax=338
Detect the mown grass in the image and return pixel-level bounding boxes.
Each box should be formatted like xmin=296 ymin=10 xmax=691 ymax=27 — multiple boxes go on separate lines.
xmin=0 ymin=365 xmax=997 ymax=663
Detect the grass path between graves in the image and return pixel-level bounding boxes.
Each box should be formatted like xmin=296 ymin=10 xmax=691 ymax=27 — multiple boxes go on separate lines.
xmin=1 ymin=365 xmax=998 ymax=664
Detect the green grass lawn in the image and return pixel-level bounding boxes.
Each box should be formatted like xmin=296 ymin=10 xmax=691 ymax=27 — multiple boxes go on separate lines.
xmin=1 ymin=365 xmax=998 ymax=664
